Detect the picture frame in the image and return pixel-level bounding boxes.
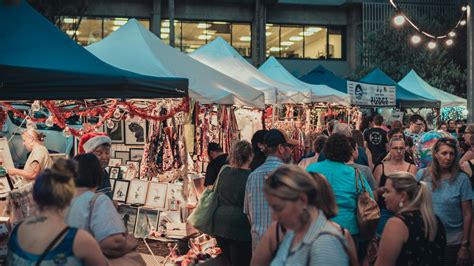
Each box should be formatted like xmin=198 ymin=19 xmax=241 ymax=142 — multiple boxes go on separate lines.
xmin=109 ymin=178 xmax=116 ymax=192
xmin=117 ymin=204 xmax=138 ymax=235
xmin=106 ymin=120 xmax=125 ymax=144
xmin=125 ymin=116 xmax=147 ymax=145
xmin=109 ymin=158 xmax=122 ymax=167
xmin=114 ymin=151 xmax=130 ymax=165
xmin=145 ymin=182 xmax=168 ymax=209
xmin=129 ymin=148 xmax=144 ymax=162
xmin=124 ymin=161 xmax=140 ymax=180
xmin=165 ymin=183 xmax=185 ymax=211
xmin=109 ymin=167 xmax=121 ymax=179
xmin=134 ymin=207 xmax=159 ymax=239
xmin=126 ymin=180 xmax=149 ymax=205
xmin=112 ymin=180 xmax=130 ymax=203
xmin=157 ymin=210 xmax=182 ymax=237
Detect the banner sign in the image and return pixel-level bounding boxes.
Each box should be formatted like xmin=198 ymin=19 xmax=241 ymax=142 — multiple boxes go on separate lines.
xmin=347 ymin=81 xmax=396 ymax=107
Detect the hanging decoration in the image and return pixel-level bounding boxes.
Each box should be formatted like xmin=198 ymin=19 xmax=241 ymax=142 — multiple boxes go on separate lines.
xmin=389 ymin=0 xmax=469 ymax=49
xmin=0 ymin=97 xmax=189 ymax=137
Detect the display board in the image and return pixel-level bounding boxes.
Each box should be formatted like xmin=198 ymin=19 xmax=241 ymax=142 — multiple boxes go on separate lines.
xmin=347 ymin=81 xmax=396 ymax=107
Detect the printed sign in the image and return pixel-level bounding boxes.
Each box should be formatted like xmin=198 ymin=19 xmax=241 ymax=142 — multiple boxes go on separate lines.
xmin=347 ymin=81 xmax=396 ymax=107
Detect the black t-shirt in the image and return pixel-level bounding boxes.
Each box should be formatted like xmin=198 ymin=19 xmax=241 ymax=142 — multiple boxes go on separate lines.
xmin=363 ymin=127 xmax=387 ymax=163
xmin=204 ymin=154 xmax=228 ymax=186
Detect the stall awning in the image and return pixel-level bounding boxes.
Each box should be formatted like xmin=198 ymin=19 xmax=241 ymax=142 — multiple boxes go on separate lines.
xmin=299 ymin=65 xmax=348 ymax=94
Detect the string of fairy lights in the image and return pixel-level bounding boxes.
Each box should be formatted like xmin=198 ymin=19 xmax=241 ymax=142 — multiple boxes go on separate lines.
xmin=389 ymin=0 xmax=469 ymax=49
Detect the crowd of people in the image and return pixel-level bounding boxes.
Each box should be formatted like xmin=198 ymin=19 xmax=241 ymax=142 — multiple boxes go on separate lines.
xmin=206 ymin=114 xmax=473 ymax=266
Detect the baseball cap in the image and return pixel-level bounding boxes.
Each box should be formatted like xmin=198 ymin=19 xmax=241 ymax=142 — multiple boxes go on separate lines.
xmin=264 ymin=129 xmax=298 ymax=147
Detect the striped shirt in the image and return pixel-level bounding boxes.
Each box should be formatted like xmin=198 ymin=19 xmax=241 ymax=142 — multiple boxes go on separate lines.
xmin=271 ymin=212 xmax=349 ymax=266
xmin=243 ymin=156 xmax=284 ymax=250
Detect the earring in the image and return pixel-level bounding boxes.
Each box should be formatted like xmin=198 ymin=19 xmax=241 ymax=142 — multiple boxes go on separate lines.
xmin=399 ymin=201 xmax=404 ymax=208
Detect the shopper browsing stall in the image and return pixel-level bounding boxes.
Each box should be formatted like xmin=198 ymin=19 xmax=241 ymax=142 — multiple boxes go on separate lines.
xmin=204 ymin=142 xmax=228 ymax=186
xmin=7 ymin=128 xmax=53 ymax=182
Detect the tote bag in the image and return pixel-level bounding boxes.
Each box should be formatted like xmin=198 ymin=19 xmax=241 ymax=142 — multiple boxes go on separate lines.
xmin=355 ymin=168 xmax=380 ymax=240
xmin=188 ymin=165 xmax=229 ymax=235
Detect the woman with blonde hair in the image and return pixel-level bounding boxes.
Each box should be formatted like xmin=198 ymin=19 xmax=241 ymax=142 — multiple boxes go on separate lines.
xmin=375 ymin=171 xmax=446 ymax=265
xmin=7 ymin=159 xmax=106 ymax=265
xmin=373 ymin=137 xmax=417 ymax=236
xmin=7 ymin=128 xmax=53 ymax=181
xmin=264 ymin=165 xmax=349 ymax=265
xmin=212 ymin=140 xmax=253 ymax=265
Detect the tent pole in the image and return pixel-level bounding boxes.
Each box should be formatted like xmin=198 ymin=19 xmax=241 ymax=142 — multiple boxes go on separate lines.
xmin=468 ymin=1 xmax=473 ymax=123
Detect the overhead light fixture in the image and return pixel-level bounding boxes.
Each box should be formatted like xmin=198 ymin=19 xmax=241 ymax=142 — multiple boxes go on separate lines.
xmin=299 ymin=31 xmax=314 ymax=36
xmin=198 ymin=34 xmax=212 ymax=40
xmin=266 ymin=32 xmax=272 ymax=36
xmin=113 ymin=19 xmax=128 ymax=26
xmin=66 ymin=30 xmax=75 ymax=35
xmin=289 ymin=36 xmax=303 ymax=41
xmin=161 ymin=28 xmax=170 ymax=33
xmin=281 ymin=41 xmax=294 ymax=46
xmin=63 ymin=18 xmax=74 ymax=24
xmin=161 ymin=21 xmax=170 ymax=27
xmin=411 ymin=35 xmax=421 ymax=44
xmin=462 ymin=6 xmax=468 ymax=11
xmin=445 ymin=39 xmax=454 ymax=46
xmin=393 ymin=14 xmax=405 ymax=26
xmin=460 ymin=20 xmax=467 ymax=26
xmin=185 ymin=48 xmax=196 ymax=53
xmin=306 ymin=27 xmax=322 ymax=33
xmin=206 ymin=30 xmax=216 ymax=35
xmin=449 ymin=31 xmax=456 ymax=37
xmin=197 ymin=23 xmax=211 ymax=29
xmin=240 ymin=36 xmax=251 ymax=41
xmin=112 ymin=26 xmax=121 ymax=31
xmin=269 ymin=47 xmax=281 ymax=52
xmin=427 ymin=41 xmax=437 ymax=49
xmin=212 ymin=22 xmax=228 ymax=25
xmin=160 ymin=33 xmax=169 ymax=39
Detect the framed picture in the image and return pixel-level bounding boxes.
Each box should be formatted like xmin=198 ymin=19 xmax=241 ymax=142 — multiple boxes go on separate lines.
xmin=126 ymin=180 xmax=149 ymax=205
xmin=115 ymin=151 xmax=130 ymax=164
xmin=110 ymin=178 xmax=116 ymax=192
xmin=113 ymin=180 xmax=130 ymax=203
xmin=125 ymin=116 xmax=147 ymax=145
xmin=129 ymin=148 xmax=144 ymax=162
xmin=166 ymin=183 xmax=185 ymax=211
xmin=134 ymin=207 xmax=159 ymax=239
xmin=109 ymin=167 xmax=121 ymax=179
xmin=106 ymin=120 xmax=125 ymax=144
xmin=109 ymin=158 xmax=122 ymax=167
xmin=117 ymin=205 xmax=138 ymax=235
xmin=145 ymin=182 xmax=168 ymax=209
xmin=124 ymin=161 xmax=140 ymax=180
xmin=157 ymin=210 xmax=181 ymax=237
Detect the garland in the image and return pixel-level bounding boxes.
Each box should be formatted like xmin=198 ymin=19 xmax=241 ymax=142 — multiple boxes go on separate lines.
xmin=0 ymin=97 xmax=189 ymax=137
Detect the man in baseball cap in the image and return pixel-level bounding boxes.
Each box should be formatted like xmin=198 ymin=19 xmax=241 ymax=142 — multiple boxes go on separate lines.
xmin=244 ymin=128 xmax=297 ymax=250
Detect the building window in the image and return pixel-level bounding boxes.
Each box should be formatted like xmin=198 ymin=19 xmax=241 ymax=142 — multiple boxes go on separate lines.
xmin=59 ymin=17 xmax=150 ymax=46
xmin=266 ymin=23 xmax=344 ymax=60
xmin=161 ymin=20 xmax=251 ymax=57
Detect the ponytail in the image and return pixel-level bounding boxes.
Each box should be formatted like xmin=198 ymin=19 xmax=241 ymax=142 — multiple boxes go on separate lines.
xmin=408 ymin=181 xmax=438 ymax=241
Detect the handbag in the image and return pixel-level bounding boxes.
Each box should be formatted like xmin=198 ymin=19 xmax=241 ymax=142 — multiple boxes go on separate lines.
xmin=187 ymin=165 xmax=229 ymax=235
xmin=355 ymin=168 xmax=380 ymax=240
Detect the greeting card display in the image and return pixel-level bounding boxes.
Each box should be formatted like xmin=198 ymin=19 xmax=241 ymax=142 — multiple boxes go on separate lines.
xmin=109 ymin=158 xmax=122 ymax=167
xmin=113 ymin=180 xmax=130 ymax=203
xmin=126 ymin=180 xmax=149 ymax=205
xmin=114 ymin=151 xmax=130 ymax=165
xmin=109 ymin=167 xmax=120 ymax=179
xmin=117 ymin=204 xmax=138 ymax=235
xmin=134 ymin=207 xmax=159 ymax=239
xmin=145 ymin=182 xmax=167 ymax=209
xmin=124 ymin=161 xmax=140 ymax=180
xmin=166 ymin=184 xmax=185 ymax=211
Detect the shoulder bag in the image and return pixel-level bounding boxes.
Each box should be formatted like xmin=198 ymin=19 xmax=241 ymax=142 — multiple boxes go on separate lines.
xmin=187 ymin=165 xmax=230 ymax=235
xmin=355 ymin=168 xmax=380 ymax=240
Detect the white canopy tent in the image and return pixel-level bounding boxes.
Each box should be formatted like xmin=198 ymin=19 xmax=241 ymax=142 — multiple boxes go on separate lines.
xmin=398 ymin=70 xmax=466 ymax=108
xmin=190 ymin=37 xmax=312 ymax=105
xmin=86 ymin=19 xmax=265 ymax=108
xmin=259 ymin=57 xmax=350 ymax=105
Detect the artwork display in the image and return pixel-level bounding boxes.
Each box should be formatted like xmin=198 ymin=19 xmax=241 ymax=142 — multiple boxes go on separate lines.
xmin=110 ymin=178 xmax=116 ymax=192
xmin=156 ymin=211 xmax=181 ymax=238
xmin=124 ymin=161 xmax=140 ymax=180
xmin=109 ymin=167 xmax=121 ymax=179
xmin=114 ymin=151 xmax=130 ymax=165
xmin=117 ymin=205 xmax=138 ymax=235
xmin=125 ymin=117 xmax=147 ymax=145
xmin=113 ymin=180 xmax=130 ymax=203
xmin=166 ymin=184 xmax=185 ymax=211
xmin=109 ymin=158 xmax=122 ymax=167
xmin=134 ymin=207 xmax=159 ymax=239
xmin=145 ymin=182 xmax=167 ymax=209
xmin=126 ymin=180 xmax=149 ymax=205
xmin=107 ymin=120 xmax=125 ymax=144
xmin=129 ymin=148 xmax=144 ymax=162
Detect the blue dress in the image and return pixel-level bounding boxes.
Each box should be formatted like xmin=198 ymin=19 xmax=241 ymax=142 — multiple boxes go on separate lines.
xmin=7 ymin=224 xmax=82 ymax=266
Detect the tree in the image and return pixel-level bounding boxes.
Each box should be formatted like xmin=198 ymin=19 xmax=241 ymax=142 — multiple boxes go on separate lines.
xmin=353 ymin=16 xmax=467 ymax=98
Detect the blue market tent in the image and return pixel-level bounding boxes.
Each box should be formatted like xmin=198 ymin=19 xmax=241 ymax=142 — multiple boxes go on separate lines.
xmin=299 ymin=65 xmax=348 ymax=94
xmin=0 ymin=1 xmax=188 ymax=100
xmin=360 ymin=68 xmax=440 ymax=108
xmin=398 ymin=70 xmax=466 ymax=108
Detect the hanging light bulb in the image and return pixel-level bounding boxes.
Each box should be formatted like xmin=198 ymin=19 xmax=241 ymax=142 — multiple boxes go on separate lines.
xmin=449 ymin=31 xmax=456 ymax=37
xmin=113 ymin=108 xmax=122 ymax=119
xmin=411 ymin=35 xmax=421 ymax=44
xmin=31 ymin=100 xmax=41 ymax=112
xmin=45 ymin=115 xmax=55 ymax=127
xmin=63 ymin=127 xmax=72 ymax=138
xmin=427 ymin=41 xmax=437 ymax=49
xmin=462 ymin=6 xmax=467 ymax=11
xmin=393 ymin=14 xmax=405 ymax=26
xmin=460 ymin=20 xmax=467 ymax=26
xmin=445 ymin=39 xmax=454 ymax=46
xmin=106 ymin=119 xmax=115 ymax=129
